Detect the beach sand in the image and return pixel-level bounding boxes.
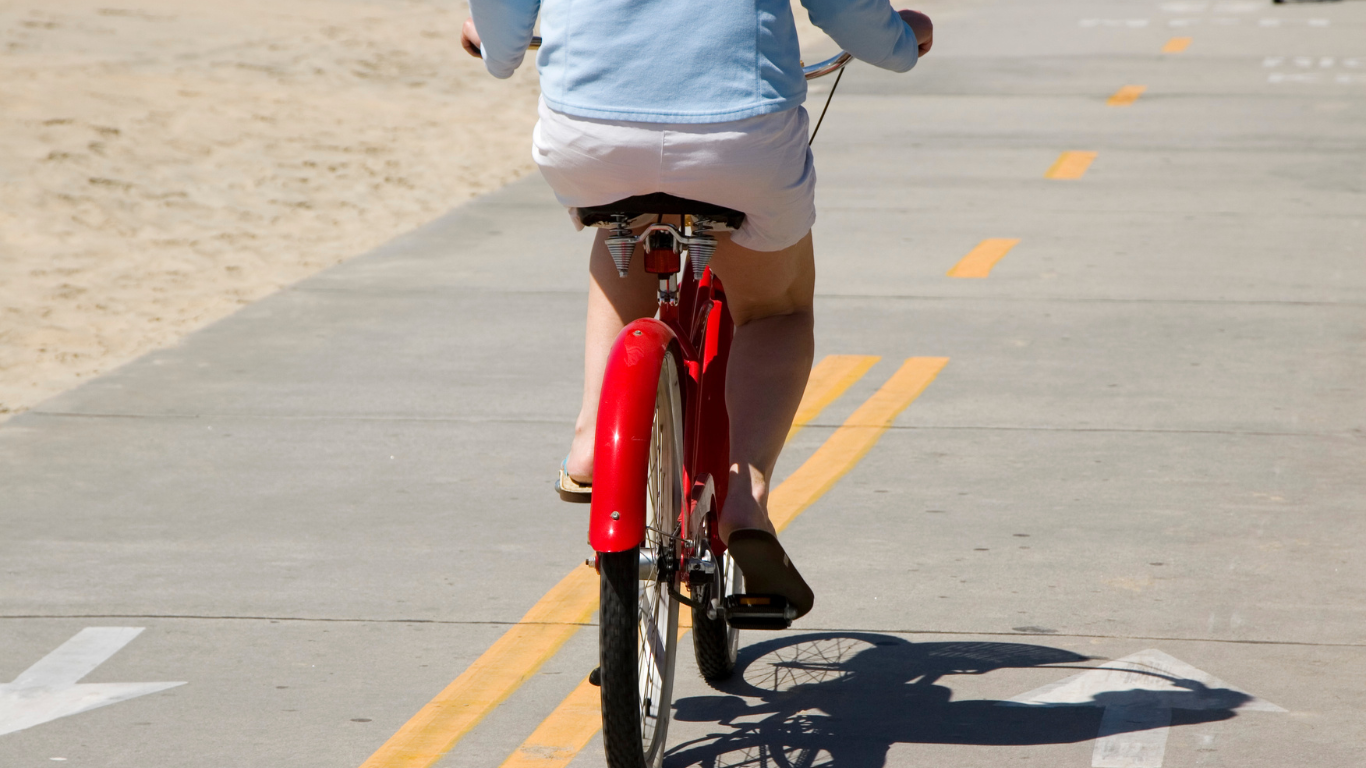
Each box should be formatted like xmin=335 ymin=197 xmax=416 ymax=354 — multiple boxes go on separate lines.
xmin=0 ymin=0 xmax=541 ymax=417
xmin=0 ymin=1 xmax=829 ymax=419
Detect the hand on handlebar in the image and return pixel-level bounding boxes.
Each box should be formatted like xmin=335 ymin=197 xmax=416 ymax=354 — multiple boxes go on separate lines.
xmin=461 ymin=18 xmax=482 ymax=58
xmin=898 ymin=9 xmax=933 ymax=56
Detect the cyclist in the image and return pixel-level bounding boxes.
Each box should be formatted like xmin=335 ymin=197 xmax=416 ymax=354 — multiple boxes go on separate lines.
xmin=463 ymin=0 xmax=932 ymax=619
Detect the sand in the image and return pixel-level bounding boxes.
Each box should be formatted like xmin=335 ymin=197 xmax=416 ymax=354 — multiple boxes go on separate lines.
xmin=0 ymin=0 xmax=542 ymax=417
xmin=0 ymin=1 xmax=830 ymax=419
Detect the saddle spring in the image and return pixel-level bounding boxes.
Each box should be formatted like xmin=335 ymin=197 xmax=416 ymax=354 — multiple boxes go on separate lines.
xmin=602 ymin=214 xmax=718 ymax=280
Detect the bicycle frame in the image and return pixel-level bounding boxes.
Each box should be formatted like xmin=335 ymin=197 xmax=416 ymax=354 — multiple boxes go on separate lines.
xmin=588 ymin=257 xmax=731 ymax=558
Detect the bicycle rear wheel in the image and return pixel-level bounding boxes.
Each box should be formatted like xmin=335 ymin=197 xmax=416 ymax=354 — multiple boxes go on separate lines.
xmin=599 ymin=354 xmax=683 ymax=768
xmin=691 ymin=537 xmax=742 ymax=681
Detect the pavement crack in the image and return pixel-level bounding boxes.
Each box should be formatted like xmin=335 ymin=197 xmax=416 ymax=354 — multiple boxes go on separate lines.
xmin=20 ymin=412 xmax=574 ymax=425
xmin=20 ymin=413 xmax=1360 ymax=440
xmin=818 ymin=293 xmax=1366 ymax=308
xmin=0 ymin=614 xmax=594 ymax=627
xmin=802 ymin=424 xmax=1360 ymax=439
xmin=6 ymin=615 xmax=1360 ymax=649
xmin=774 ymin=626 xmax=1366 ymax=649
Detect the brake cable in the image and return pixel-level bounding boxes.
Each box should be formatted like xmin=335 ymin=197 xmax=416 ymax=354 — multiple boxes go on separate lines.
xmin=808 ymin=65 xmax=845 ymax=146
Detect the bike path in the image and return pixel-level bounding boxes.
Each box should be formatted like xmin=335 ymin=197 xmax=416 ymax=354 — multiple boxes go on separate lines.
xmin=2 ymin=0 xmax=1365 ymax=765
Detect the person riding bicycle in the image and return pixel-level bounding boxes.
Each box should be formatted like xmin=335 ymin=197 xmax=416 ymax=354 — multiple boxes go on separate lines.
xmin=462 ymin=0 xmax=932 ymax=620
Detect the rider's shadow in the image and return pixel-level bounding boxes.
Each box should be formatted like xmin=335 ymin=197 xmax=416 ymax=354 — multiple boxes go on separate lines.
xmin=666 ymin=632 xmax=1250 ymax=768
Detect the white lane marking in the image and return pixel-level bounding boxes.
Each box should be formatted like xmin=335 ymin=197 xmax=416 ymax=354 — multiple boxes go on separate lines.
xmin=1160 ymin=16 xmax=1328 ymax=27
xmin=1265 ymin=57 xmax=1366 ymax=84
xmin=1079 ymin=18 xmax=1151 ymax=27
xmin=1096 ymin=705 xmax=1171 ymax=768
xmin=0 ymin=628 xmax=185 ymax=736
xmin=1269 ymin=73 xmax=1319 ymax=83
xmin=1001 ymin=649 xmax=1285 ymax=768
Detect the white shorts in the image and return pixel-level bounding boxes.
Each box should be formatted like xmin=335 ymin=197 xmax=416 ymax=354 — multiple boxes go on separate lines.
xmin=532 ymin=97 xmax=817 ymax=252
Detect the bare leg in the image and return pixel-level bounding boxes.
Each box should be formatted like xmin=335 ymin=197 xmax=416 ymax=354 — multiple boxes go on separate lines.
xmin=566 ymin=227 xmax=657 ymax=483
xmin=707 ymin=231 xmax=816 ymax=542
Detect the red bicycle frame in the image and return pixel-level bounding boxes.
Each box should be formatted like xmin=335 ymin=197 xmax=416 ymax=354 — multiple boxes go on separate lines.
xmin=588 ymin=267 xmax=732 ymax=556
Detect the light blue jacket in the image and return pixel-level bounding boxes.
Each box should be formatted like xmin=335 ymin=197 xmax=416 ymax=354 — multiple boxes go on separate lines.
xmin=470 ymin=0 xmax=919 ymax=123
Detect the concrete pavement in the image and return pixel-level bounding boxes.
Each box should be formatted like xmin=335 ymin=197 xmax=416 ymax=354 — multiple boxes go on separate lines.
xmin=2 ymin=0 xmax=1364 ymax=765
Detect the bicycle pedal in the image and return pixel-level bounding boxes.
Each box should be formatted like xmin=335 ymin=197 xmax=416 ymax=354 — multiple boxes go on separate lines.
xmin=723 ymin=594 xmax=796 ymax=630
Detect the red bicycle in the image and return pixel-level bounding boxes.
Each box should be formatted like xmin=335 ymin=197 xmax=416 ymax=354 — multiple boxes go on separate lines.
xmin=574 ymin=50 xmax=853 ymax=768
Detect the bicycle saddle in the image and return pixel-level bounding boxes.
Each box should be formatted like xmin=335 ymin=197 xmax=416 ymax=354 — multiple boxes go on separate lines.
xmin=575 ymin=193 xmax=746 ymax=230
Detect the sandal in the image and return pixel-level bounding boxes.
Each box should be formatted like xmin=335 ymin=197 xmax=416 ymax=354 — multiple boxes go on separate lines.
xmin=725 ymin=529 xmax=815 ymax=619
xmin=556 ymin=458 xmax=592 ymax=504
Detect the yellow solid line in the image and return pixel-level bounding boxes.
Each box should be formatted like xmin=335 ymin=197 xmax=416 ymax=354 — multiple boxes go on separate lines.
xmin=769 ymin=357 xmax=948 ymax=532
xmin=361 ymin=354 xmax=871 ymax=768
xmin=787 ymin=355 xmax=880 ymax=440
xmin=1163 ymin=37 xmax=1191 ymax=53
xmin=498 ymin=676 xmax=602 ymax=768
xmin=500 ymin=594 xmax=693 ymax=768
xmin=1044 ymin=151 xmax=1097 ymax=180
xmin=947 ymin=238 xmax=1021 ymax=278
xmin=494 ymin=357 xmax=948 ymax=766
xmin=1107 ymin=85 xmax=1147 ymax=106
xmin=358 ymin=568 xmax=598 ymax=768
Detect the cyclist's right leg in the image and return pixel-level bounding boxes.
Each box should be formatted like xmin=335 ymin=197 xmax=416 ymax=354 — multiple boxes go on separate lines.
xmin=705 ymin=230 xmax=817 ymax=543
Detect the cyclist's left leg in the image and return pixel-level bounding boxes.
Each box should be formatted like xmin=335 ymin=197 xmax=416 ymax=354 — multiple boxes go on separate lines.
xmin=566 ymin=227 xmax=657 ymax=484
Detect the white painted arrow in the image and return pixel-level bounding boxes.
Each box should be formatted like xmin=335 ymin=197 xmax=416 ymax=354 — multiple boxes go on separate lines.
xmin=1001 ymin=649 xmax=1285 ymax=768
xmin=1 ymin=627 xmax=185 ymax=736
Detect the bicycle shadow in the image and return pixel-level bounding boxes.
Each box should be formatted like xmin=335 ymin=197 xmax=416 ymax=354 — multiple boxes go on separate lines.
xmin=665 ymin=632 xmax=1251 ymax=768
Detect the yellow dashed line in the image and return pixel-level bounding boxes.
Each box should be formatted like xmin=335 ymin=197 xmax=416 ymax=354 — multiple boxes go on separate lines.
xmin=947 ymin=239 xmax=1021 ymax=278
xmin=1045 ymin=151 xmax=1098 ymax=180
xmin=1163 ymin=37 xmax=1191 ymax=53
xmin=1107 ymin=85 xmax=1147 ymax=106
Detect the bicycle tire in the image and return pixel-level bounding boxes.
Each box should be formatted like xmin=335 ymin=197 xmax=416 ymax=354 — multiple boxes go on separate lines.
xmin=691 ymin=547 xmax=742 ymax=681
xmin=598 ymin=354 xmax=683 ymax=768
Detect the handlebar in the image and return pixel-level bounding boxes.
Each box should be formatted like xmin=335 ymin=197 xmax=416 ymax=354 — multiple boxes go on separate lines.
xmin=526 ymin=37 xmax=851 ymax=80
xmin=801 ymin=51 xmax=853 ymax=80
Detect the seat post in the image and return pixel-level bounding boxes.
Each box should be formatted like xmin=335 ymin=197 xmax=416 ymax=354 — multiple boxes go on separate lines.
xmin=658 ymin=273 xmax=678 ymax=305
